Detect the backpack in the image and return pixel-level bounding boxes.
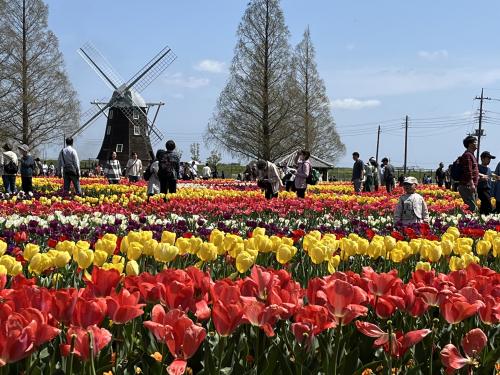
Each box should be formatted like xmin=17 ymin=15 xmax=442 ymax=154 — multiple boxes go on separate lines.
xmin=158 ymin=151 xmax=177 ymax=179
xmin=4 ymin=159 xmax=18 ymax=175
xmin=450 ymin=157 xmax=463 ymax=181
xmin=306 ymin=168 xmax=320 ymax=185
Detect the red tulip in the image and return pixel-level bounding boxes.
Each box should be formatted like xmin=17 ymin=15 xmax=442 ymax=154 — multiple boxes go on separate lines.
xmin=478 ymin=295 xmax=500 ymax=325
xmin=241 ymin=297 xmax=288 ymax=337
xmin=71 ymin=297 xmax=107 ymax=328
xmin=124 ymin=273 xmax=161 ymax=304
xmin=211 ymin=280 xmax=245 ymax=336
xmin=440 ymin=295 xmax=483 ymax=324
xmin=157 ymin=269 xmax=195 ymax=312
xmin=0 ymin=304 xmax=37 ymax=366
xmin=14 ymin=231 xmax=27 ymax=244
xmin=106 ymin=289 xmax=145 ymax=324
xmin=440 ymin=328 xmax=487 ymax=372
xmin=84 ymin=267 xmax=121 ymax=298
xmin=355 ymin=321 xmax=431 ymax=358
xmin=324 ymin=279 xmax=368 ymax=325
xmin=18 ymin=307 xmax=60 ymax=347
xmin=291 ymin=304 xmax=336 ymax=346
xmin=60 ymin=325 xmax=112 ymax=361
xmin=144 ymin=306 xmax=206 ymax=375
xmin=51 ymin=288 xmax=79 ymax=324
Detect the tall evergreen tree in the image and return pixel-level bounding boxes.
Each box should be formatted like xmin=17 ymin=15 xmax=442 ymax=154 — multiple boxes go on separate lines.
xmin=0 ymin=0 xmax=79 ymax=149
xmin=205 ymin=0 xmax=296 ymax=161
xmin=292 ymin=27 xmax=345 ymax=163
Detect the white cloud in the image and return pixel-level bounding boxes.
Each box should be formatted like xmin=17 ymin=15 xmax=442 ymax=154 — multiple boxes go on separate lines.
xmin=330 ymin=98 xmax=381 ymax=110
xmin=163 ymin=73 xmax=210 ymax=89
xmin=325 ymin=67 xmax=500 ymax=98
xmin=195 ymin=59 xmax=226 ymax=73
xmin=418 ymin=50 xmax=449 ymax=61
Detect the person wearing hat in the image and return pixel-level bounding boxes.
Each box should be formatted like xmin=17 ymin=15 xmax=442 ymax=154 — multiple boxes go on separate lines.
xmin=18 ymin=144 xmax=35 ymax=193
xmin=1 ymin=143 xmax=19 ymax=194
xmin=458 ymin=136 xmax=479 ymax=212
xmin=394 ymin=176 xmax=429 ymax=226
xmin=477 ymin=151 xmax=496 ymax=215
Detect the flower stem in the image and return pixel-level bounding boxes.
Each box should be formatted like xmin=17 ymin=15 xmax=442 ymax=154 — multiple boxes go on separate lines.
xmin=333 ymin=324 xmax=342 ymax=375
xmin=387 ymin=320 xmax=393 ymax=375
xmin=66 ymin=334 xmax=76 ymax=375
xmin=88 ymin=331 xmax=97 ymax=375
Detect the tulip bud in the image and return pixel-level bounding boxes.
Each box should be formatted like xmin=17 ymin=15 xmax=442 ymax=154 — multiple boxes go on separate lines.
xmin=93 ymin=250 xmax=108 ymax=266
xmin=276 ymin=244 xmax=297 ymax=264
xmin=161 ymin=230 xmax=176 ymax=245
xmin=0 ymin=240 xmax=7 ymax=256
xmin=126 ymin=260 xmax=140 ymax=276
xmin=197 ymin=242 xmax=218 ymax=262
xmin=23 ymin=243 xmax=40 ymax=261
xmin=54 ymin=251 xmax=71 ymax=268
xmin=154 ymin=243 xmax=179 ymax=263
xmin=127 ymin=242 xmax=143 ymax=261
xmin=476 ymin=240 xmax=491 ymax=256
xmin=236 ymin=251 xmax=255 ymax=273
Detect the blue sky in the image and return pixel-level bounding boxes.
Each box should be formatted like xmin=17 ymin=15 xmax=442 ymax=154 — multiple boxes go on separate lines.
xmin=44 ymin=0 xmax=500 ymax=169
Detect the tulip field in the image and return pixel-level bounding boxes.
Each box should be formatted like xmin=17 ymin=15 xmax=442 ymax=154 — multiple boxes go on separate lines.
xmin=0 ymin=177 xmax=499 ymax=375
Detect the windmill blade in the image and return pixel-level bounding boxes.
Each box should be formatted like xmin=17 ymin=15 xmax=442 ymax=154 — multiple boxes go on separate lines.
xmin=78 ymin=42 xmax=124 ymax=91
xmin=70 ymin=101 xmax=110 ymax=138
xmin=125 ymin=46 xmax=176 ymax=93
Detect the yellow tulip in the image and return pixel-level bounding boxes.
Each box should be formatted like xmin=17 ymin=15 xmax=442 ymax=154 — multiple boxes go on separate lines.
xmin=209 ymin=229 xmax=225 ymax=248
xmin=0 ymin=255 xmax=15 ymax=273
xmin=120 ymin=237 xmax=129 ymax=253
xmin=441 ymin=239 xmax=454 ymax=256
xmin=23 ymin=243 xmax=40 ymax=261
xmin=175 ymin=237 xmax=191 ymax=255
xmin=449 ymin=256 xmax=464 ymax=271
xmin=483 ymin=229 xmax=498 ymax=243
xmin=281 ymin=237 xmax=294 ymax=246
xmin=416 ymin=261 xmax=431 ymax=271
xmin=10 ymin=261 xmax=22 ymax=276
xmin=94 ymin=250 xmax=108 ymax=266
xmin=56 ymin=240 xmax=76 ymax=255
xmin=76 ymin=240 xmax=91 ymax=250
xmin=309 ymin=244 xmax=327 ymax=264
xmin=189 ymin=237 xmax=203 ymax=254
xmin=384 ymin=236 xmax=397 ymax=252
xmin=126 ymin=260 xmax=140 ymax=276
xmin=276 ymin=244 xmax=297 ymax=264
xmin=269 ymin=236 xmax=283 ymax=252
xmin=302 ymin=234 xmax=319 ymax=252
xmin=328 ymin=255 xmax=340 ymax=274
xmin=252 ymin=227 xmax=266 ymax=237
xmin=0 ymin=240 xmax=7 ymax=256
xmin=368 ymin=240 xmax=384 ymax=259
xmin=446 ymin=226 xmax=460 ymax=239
xmin=476 ymin=240 xmax=491 ymax=256
xmin=255 ymin=235 xmax=273 ymax=253
xmin=143 ymin=239 xmax=158 ymax=256
xmin=102 ymin=262 xmax=124 ymax=273
xmin=389 ymin=249 xmax=405 ymax=263
xmin=140 ymin=231 xmax=153 ymax=245
xmin=127 ymin=231 xmax=142 ymax=244
xmin=492 ymin=237 xmax=500 ymax=257
xmin=197 ymin=242 xmax=218 ymax=262
xmin=236 ymin=251 xmax=255 ymax=273
xmin=161 ymin=231 xmax=176 ymax=245
xmin=54 ymin=251 xmax=71 ymax=268
xmin=0 ymin=264 xmax=7 ymax=275
xmin=154 ymin=243 xmax=179 ymax=263
xmin=29 ymin=253 xmax=51 ymax=274
xmin=112 ymin=255 xmax=125 ymax=264
xmin=427 ymin=244 xmax=442 ymax=262
xmin=461 ymin=253 xmax=479 ymax=268
xmin=102 ymin=233 xmax=118 ymax=244
xmin=75 ymin=248 xmax=94 ymax=269
xmin=127 ymin=242 xmax=143 ymax=261
xmin=409 ymin=239 xmax=422 ymax=255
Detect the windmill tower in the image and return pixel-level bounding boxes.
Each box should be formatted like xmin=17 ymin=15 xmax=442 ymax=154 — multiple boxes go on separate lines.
xmin=70 ymin=43 xmax=176 ymax=166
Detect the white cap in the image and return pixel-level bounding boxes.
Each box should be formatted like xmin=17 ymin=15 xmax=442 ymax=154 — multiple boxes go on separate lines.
xmin=403 ymin=176 xmax=418 ymax=185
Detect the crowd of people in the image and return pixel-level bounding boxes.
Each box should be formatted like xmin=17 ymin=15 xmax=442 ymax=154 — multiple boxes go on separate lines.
xmin=2 ymin=135 xmax=500 ymax=219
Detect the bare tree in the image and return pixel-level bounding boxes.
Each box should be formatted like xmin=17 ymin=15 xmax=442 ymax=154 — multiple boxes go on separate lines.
xmin=0 ymin=0 xmax=79 ymax=150
xmin=205 ymin=0 xmax=296 ymax=162
xmin=190 ymin=142 xmax=200 ymax=162
xmin=292 ymin=27 xmax=345 ymax=163
xmin=206 ymin=149 xmax=222 ymax=167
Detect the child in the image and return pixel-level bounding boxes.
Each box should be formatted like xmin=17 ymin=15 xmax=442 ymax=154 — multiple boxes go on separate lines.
xmin=394 ymin=176 xmax=429 ymax=226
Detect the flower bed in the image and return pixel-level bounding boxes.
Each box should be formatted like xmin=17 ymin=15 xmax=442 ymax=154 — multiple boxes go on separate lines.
xmin=0 ymin=178 xmax=498 ymax=374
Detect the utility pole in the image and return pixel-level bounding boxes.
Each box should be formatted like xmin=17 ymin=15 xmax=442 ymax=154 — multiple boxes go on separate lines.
xmin=473 ymin=88 xmax=491 ymax=160
xmin=403 ymin=115 xmax=408 ymax=175
xmin=375 ymin=125 xmax=381 ymax=162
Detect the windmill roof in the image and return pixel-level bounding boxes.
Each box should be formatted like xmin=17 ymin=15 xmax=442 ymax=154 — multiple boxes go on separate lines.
xmin=109 ymin=88 xmax=146 ymax=108
xmin=276 ymin=151 xmax=335 ymax=169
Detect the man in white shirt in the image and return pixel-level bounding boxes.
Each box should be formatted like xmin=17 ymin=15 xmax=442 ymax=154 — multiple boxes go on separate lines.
xmin=202 ymin=163 xmax=212 ymax=180
xmin=1 ymin=143 xmax=19 ymax=194
xmin=57 ymin=137 xmax=81 ymax=195
xmin=125 ymin=152 xmax=143 ymax=183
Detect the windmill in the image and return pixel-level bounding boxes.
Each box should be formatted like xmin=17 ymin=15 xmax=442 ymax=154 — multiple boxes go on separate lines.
xmin=70 ymin=42 xmax=176 ymax=166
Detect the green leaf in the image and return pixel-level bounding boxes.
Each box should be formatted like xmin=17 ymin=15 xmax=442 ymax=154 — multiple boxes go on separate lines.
xmin=351 ymin=360 xmax=384 ymax=375
xmin=340 ymin=347 xmax=360 ymax=375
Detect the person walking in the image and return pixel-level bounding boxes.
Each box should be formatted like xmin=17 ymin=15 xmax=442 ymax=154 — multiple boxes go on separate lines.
xmin=202 ymin=163 xmax=212 ymax=180
xmin=1 ymin=143 xmax=19 ymax=194
xmin=351 ymin=152 xmax=364 ymax=193
xmin=394 ymin=176 xmax=429 ymax=226
xmin=477 ymin=151 xmax=495 ymax=215
xmin=57 ymin=137 xmax=81 ymax=195
xmin=34 ymin=158 xmax=43 ymax=177
xmin=294 ymin=150 xmax=311 ymax=199
xmin=435 ymin=162 xmax=446 ymax=187
xmin=363 ymin=159 xmax=375 ymax=192
xmin=125 ymin=152 xmax=142 ymax=183
xmin=158 ymin=140 xmax=181 ymax=194
xmin=381 ymin=157 xmax=395 ymax=193
xmin=146 ymin=150 xmax=161 ymax=199
xmin=18 ymin=144 xmax=35 ymax=193
xmin=370 ymin=158 xmax=381 ymax=191
xmin=256 ymin=159 xmax=283 ymax=199
xmin=457 ymin=136 xmax=479 ymax=212
xmin=104 ymin=151 xmax=122 ymax=184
